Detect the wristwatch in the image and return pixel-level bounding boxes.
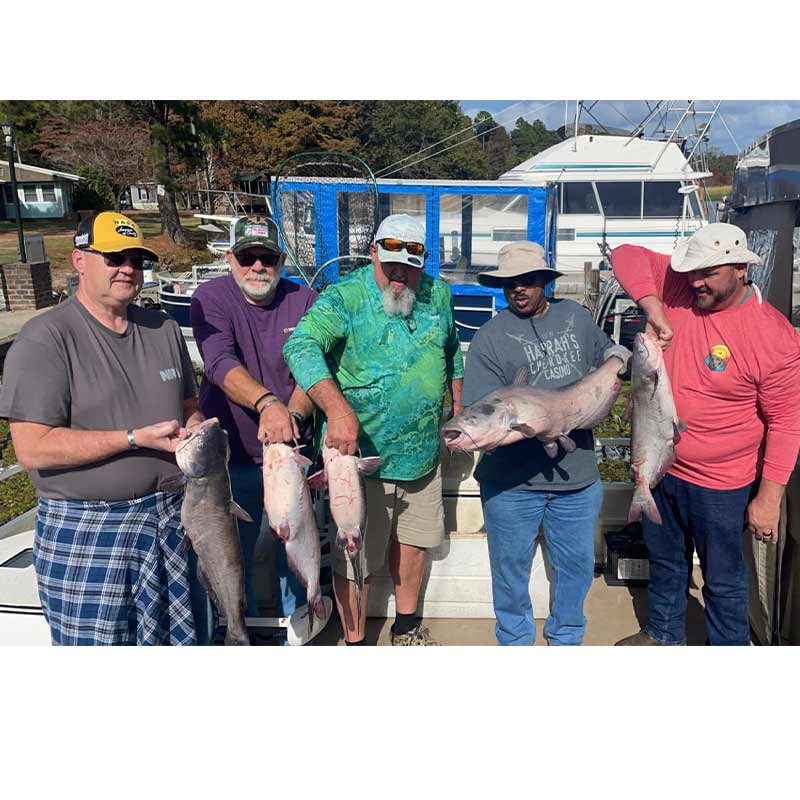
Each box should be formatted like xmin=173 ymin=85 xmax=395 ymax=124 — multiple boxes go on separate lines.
xmin=127 ymin=429 xmax=138 ymax=450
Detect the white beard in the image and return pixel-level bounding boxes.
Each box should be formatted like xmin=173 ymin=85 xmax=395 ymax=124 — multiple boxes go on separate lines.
xmin=382 ymin=284 xmax=416 ymax=318
xmin=233 ymin=269 xmax=279 ymax=302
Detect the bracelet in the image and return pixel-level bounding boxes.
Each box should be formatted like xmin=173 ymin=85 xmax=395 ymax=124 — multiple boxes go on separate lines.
xmin=127 ymin=429 xmax=138 ymax=450
xmin=253 ymin=391 xmax=274 ymax=412
xmin=289 ymin=411 xmax=305 ymax=426
xmin=258 ymin=398 xmax=282 ymax=414
xmin=327 ymin=409 xmax=356 ymax=422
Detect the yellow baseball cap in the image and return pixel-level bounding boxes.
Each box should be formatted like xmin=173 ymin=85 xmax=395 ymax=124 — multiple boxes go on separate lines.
xmin=73 ymin=211 xmax=159 ymax=261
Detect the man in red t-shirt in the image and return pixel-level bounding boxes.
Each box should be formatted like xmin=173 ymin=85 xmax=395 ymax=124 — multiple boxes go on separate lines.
xmin=611 ymin=223 xmax=800 ymax=645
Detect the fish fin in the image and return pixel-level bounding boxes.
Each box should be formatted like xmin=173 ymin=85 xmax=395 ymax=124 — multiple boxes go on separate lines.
xmin=196 ymin=561 xmax=223 ymax=616
xmin=307 ymin=607 xmax=314 ymax=636
xmin=307 ymin=469 xmax=328 ymax=489
xmin=229 ymin=501 xmax=253 ymax=523
xmin=357 ymin=456 xmax=383 ymax=475
xmin=543 ymin=441 xmax=559 ymax=458
xmin=179 ymin=532 xmax=193 ymax=555
xmin=623 ymin=396 xmax=633 ymax=421
xmin=673 ymin=418 xmax=688 ymax=442
xmin=512 ymin=367 xmax=530 ymax=387
xmin=293 ymin=453 xmax=313 ymax=468
xmin=628 ymin=485 xmax=662 ymax=525
xmin=510 ymin=422 xmax=538 ymax=438
xmin=557 ymin=435 xmax=577 ymax=453
xmin=272 ymin=522 xmax=291 ymax=543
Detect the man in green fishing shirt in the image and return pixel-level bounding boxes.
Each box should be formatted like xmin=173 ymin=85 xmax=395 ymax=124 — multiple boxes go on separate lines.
xmin=283 ymin=214 xmax=464 ymax=645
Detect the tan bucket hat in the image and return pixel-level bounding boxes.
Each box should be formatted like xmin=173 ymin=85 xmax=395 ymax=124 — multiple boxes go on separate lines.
xmin=478 ymin=241 xmax=563 ymax=288
xmin=670 ymin=222 xmax=762 ymax=273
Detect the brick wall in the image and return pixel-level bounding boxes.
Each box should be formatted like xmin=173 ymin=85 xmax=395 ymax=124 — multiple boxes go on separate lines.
xmin=0 ymin=261 xmax=54 ymax=311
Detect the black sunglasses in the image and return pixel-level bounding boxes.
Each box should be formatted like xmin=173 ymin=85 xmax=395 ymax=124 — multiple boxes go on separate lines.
xmin=88 ymin=250 xmax=147 ymax=269
xmin=501 ymin=273 xmax=547 ymax=290
xmin=236 ymin=251 xmax=281 ymax=268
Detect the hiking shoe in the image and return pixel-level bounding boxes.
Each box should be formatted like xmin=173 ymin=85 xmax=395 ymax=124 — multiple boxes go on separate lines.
xmin=390 ymin=624 xmax=441 ymax=646
xmin=615 ymin=629 xmax=683 ymax=646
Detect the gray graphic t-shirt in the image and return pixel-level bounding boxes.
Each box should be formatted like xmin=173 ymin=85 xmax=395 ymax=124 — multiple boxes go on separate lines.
xmin=462 ymin=299 xmax=614 ymax=491
xmin=0 ymin=297 xmax=196 ymax=501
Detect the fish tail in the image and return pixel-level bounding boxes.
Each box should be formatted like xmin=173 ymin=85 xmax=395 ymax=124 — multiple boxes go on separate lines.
xmin=628 ymin=484 xmax=662 ymax=525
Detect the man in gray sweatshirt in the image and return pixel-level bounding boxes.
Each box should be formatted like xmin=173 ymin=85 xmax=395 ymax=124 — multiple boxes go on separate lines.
xmin=462 ymin=241 xmax=625 ymax=645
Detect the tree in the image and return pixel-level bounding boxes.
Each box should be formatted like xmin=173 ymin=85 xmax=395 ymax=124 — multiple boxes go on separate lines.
xmin=474 ymin=110 xmax=516 ymax=178
xmin=125 ymin=101 xmax=204 ymax=243
xmin=510 ymin=117 xmax=561 ymax=163
xmin=39 ymin=108 xmax=149 ymax=211
xmin=353 ymin=101 xmax=490 ymax=180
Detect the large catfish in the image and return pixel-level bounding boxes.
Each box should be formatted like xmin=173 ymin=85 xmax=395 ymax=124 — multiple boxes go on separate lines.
xmin=175 ymin=418 xmax=252 ymax=646
xmin=308 ymin=446 xmax=382 ymax=619
xmin=262 ymin=443 xmax=327 ymax=633
xmin=628 ymin=333 xmax=686 ymax=525
xmin=441 ymin=347 xmax=631 ymax=456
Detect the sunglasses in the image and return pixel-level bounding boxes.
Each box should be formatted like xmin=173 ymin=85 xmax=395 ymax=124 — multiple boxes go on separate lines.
xmin=501 ymin=273 xmax=547 ymax=290
xmin=377 ymin=238 xmax=426 ymax=257
xmin=88 ymin=250 xmax=147 ymax=269
xmin=236 ymin=251 xmax=281 ymax=268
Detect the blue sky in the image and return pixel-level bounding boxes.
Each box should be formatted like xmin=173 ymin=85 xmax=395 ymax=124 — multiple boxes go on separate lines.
xmin=458 ymin=100 xmax=800 ymax=155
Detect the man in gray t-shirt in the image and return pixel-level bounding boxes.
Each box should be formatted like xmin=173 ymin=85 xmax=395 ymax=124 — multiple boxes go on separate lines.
xmin=0 ymin=212 xmax=205 ymax=646
xmin=462 ymin=241 xmax=625 ymax=647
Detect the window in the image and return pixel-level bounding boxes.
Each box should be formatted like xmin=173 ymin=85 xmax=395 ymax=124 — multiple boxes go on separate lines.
xmin=596 ymin=182 xmax=642 ymax=217
xmin=3 ymin=184 xmax=13 ymax=203
xmin=22 ymin=184 xmax=38 ymax=202
xmin=643 ymin=182 xmax=683 ymax=217
xmin=140 ymin=187 xmax=150 ymax=201
xmin=492 ymin=229 xmax=527 ymax=242
xmin=557 ymin=228 xmax=576 ymax=241
xmin=40 ymin=183 xmax=56 ymax=203
xmin=561 ymin=182 xmax=600 ymax=214
xmin=438 ymin=193 xmax=529 ymax=284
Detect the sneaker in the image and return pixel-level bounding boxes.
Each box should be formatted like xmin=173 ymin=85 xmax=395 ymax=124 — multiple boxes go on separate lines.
xmin=390 ymin=624 xmax=441 ymax=646
xmin=286 ymin=596 xmax=333 ymax=646
xmin=615 ymin=629 xmax=684 ymax=646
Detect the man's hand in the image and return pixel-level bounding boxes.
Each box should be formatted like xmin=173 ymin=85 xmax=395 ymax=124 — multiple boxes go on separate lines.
xmin=638 ymin=296 xmax=674 ymax=350
xmin=258 ymin=401 xmax=297 ymax=445
xmin=747 ymin=488 xmax=783 ymax=545
xmin=325 ymin=410 xmax=360 ymax=456
xmin=134 ymin=420 xmax=183 ymax=453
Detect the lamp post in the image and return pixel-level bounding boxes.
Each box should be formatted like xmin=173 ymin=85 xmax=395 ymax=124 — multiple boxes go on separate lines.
xmin=2 ymin=120 xmax=27 ymax=263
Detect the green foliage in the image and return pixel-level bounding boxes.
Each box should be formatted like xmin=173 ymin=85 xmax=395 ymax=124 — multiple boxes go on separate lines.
xmin=0 ymin=419 xmax=37 ymax=526
xmin=595 ymin=383 xmax=631 ymax=438
xmin=510 ymin=117 xmax=561 ymax=163
xmin=355 ymin=101 xmax=491 ymax=180
xmin=599 ymin=459 xmax=631 ymax=482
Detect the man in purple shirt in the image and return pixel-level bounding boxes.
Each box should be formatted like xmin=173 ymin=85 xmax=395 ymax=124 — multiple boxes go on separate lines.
xmin=190 ymin=217 xmax=330 ymax=643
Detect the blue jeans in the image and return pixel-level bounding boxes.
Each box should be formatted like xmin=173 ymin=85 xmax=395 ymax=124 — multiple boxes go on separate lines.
xmin=643 ymin=473 xmax=752 ymax=646
xmin=189 ymin=462 xmax=307 ymax=644
xmin=481 ymin=480 xmax=603 ymax=646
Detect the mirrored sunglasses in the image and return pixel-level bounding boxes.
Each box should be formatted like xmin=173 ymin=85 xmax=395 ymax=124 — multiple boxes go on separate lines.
xmin=377 ymin=238 xmax=426 ymax=257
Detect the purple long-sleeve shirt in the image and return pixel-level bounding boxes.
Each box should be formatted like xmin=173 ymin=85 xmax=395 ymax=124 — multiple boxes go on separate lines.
xmin=190 ymin=275 xmax=317 ymax=464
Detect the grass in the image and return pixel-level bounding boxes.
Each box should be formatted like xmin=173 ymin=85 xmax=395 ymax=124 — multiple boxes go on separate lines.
xmin=0 ymin=419 xmax=37 ymax=526
xmin=705 ymin=185 xmax=732 ymax=202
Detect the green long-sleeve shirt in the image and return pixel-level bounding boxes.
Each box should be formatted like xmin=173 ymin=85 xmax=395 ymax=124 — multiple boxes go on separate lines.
xmin=283 ymin=266 xmax=464 ymax=480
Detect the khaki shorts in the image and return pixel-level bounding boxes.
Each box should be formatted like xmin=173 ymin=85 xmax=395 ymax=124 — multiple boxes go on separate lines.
xmin=331 ymin=464 xmax=445 ymax=580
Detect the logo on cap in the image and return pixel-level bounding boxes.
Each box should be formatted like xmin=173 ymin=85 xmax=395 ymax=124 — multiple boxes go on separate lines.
xmin=115 ymin=224 xmax=137 ymax=238
xmin=245 ymin=225 xmax=271 ymax=238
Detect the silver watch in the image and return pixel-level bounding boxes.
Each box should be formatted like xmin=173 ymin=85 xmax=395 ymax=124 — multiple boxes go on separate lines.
xmin=127 ymin=429 xmax=138 ymax=450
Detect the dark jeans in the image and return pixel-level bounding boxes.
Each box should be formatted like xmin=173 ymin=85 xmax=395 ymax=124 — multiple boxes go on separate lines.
xmin=643 ymin=473 xmax=752 ymax=646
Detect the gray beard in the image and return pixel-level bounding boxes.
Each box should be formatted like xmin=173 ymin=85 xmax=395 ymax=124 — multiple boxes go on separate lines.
xmin=382 ymin=284 xmax=416 ymax=318
xmin=232 ymin=269 xmax=279 ymax=302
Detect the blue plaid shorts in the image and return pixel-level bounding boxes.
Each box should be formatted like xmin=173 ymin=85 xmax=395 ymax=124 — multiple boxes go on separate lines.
xmin=34 ymin=491 xmax=197 ymax=646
